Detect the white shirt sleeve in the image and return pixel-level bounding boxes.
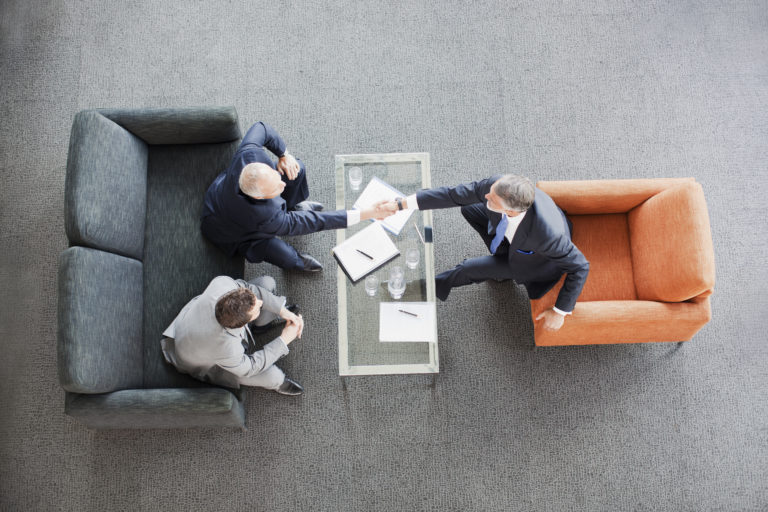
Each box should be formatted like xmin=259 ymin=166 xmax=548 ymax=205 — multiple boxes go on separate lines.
xmin=552 ymin=306 xmax=572 ymax=316
xmin=346 ymin=209 xmax=362 ymax=226
xmin=405 ymin=194 xmax=420 ymax=210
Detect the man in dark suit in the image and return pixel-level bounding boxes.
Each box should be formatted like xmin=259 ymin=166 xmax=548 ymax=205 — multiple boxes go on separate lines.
xmin=202 ymin=122 xmax=395 ymax=272
xmin=390 ymin=174 xmax=589 ymax=331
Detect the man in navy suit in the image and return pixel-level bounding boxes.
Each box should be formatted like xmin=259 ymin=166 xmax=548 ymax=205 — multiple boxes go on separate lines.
xmin=391 ymin=175 xmax=589 ymax=331
xmin=202 ymin=122 xmax=395 ymax=272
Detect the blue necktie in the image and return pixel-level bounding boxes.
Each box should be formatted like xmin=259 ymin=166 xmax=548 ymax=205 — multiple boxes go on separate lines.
xmin=490 ymin=215 xmax=508 ymax=254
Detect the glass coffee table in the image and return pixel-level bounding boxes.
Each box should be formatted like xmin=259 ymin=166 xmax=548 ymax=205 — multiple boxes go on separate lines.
xmin=335 ymin=152 xmax=439 ymax=376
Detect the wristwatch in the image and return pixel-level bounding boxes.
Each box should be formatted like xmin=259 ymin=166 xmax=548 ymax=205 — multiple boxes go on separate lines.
xmin=396 ymin=197 xmax=403 ymax=211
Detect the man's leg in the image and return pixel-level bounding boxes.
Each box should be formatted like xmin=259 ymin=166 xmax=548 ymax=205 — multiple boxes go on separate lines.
xmin=461 ymin=204 xmax=496 ymax=252
xmin=245 ymin=237 xmax=304 ymax=270
xmin=435 ymin=254 xmax=515 ymax=301
xmin=238 ymin=364 xmax=285 ymax=390
xmin=246 ymin=276 xmax=281 ymax=327
xmin=281 ymin=158 xmax=310 ymax=210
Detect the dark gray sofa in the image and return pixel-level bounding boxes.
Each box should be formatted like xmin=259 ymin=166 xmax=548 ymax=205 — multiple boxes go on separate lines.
xmin=58 ymin=107 xmax=247 ymax=429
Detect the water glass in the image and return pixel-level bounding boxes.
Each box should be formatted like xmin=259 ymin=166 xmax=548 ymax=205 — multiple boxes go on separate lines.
xmin=364 ymin=274 xmax=379 ymax=296
xmin=387 ymin=266 xmax=406 ymax=300
xmin=405 ymin=248 xmax=419 ymax=269
xmin=348 ymin=166 xmax=363 ymax=191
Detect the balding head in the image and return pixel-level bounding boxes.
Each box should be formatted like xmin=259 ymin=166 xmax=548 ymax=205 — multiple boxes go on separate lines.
xmin=239 ymin=163 xmax=285 ymax=199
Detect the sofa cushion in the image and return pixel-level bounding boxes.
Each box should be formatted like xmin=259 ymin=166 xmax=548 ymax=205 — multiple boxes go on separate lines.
xmin=65 ymin=111 xmax=148 ymax=260
xmin=58 ymin=247 xmax=143 ymax=393
xmin=98 ymin=107 xmax=241 ymax=145
xmin=629 ymin=182 xmax=715 ymax=302
xmin=141 ymin=142 xmax=244 ymax=388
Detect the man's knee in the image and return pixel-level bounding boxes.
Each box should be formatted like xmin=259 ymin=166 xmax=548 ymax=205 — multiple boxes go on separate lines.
xmin=249 ymin=275 xmax=276 ymax=293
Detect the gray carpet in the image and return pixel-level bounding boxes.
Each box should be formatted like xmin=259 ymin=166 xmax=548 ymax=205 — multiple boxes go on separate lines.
xmin=2 ymin=1 xmax=767 ymax=510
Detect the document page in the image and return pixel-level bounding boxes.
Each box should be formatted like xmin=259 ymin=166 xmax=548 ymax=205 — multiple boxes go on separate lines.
xmin=353 ymin=177 xmax=415 ymax=235
xmin=379 ymin=302 xmax=437 ymax=343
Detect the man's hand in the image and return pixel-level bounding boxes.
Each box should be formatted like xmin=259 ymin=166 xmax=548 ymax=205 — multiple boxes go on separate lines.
xmin=279 ymin=307 xmax=304 ymax=338
xmin=280 ymin=314 xmax=303 ymax=344
xmin=360 ymin=200 xmax=399 ymax=221
xmin=277 ymin=153 xmax=300 ymax=180
xmin=535 ymin=308 xmax=566 ymax=332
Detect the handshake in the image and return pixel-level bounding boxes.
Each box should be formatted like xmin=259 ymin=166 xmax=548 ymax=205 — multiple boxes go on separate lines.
xmin=359 ymin=199 xmax=405 ymax=221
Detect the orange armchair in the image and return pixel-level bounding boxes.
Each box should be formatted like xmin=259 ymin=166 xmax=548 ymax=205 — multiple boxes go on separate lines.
xmin=530 ymin=178 xmax=715 ymax=346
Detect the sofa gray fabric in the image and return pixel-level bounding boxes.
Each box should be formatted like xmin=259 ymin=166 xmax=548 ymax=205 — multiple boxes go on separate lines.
xmin=64 ymin=388 xmax=246 ymax=429
xmin=64 ymin=111 xmax=148 ymax=260
xmin=99 ymin=107 xmax=241 ymax=145
xmin=58 ymin=247 xmax=144 ymax=394
xmin=58 ymin=107 xmax=246 ymax=429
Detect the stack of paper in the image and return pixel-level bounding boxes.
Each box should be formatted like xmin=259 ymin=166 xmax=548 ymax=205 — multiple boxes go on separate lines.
xmin=353 ymin=177 xmax=415 ymax=235
xmin=333 ymin=222 xmax=400 ymax=283
xmin=379 ymin=302 xmax=437 ymax=343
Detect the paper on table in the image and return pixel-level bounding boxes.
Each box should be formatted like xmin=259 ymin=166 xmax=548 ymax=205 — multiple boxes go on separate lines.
xmin=333 ymin=222 xmax=400 ymax=282
xmin=353 ymin=176 xmax=414 ymax=235
xmin=379 ymin=302 xmax=437 ymax=343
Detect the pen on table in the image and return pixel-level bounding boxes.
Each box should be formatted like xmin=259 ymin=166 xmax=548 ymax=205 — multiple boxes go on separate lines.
xmin=413 ymin=223 xmax=425 ymax=245
xmin=398 ymin=309 xmax=419 ymax=318
xmin=356 ymin=248 xmax=374 ymax=260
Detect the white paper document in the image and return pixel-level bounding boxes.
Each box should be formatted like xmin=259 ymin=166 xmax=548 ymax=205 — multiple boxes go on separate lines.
xmin=379 ymin=302 xmax=437 ymax=343
xmin=333 ymin=222 xmax=400 ymax=282
xmin=353 ymin=177 xmax=415 ymax=235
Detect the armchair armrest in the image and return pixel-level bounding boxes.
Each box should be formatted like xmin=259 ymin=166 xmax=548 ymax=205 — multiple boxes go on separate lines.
xmin=64 ymin=388 xmax=245 ymax=429
xmin=98 ymin=106 xmax=241 ymax=145
xmin=537 ymin=178 xmax=695 ymax=215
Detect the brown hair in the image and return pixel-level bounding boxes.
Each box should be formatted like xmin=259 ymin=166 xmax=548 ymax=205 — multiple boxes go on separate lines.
xmin=215 ymin=289 xmax=257 ymax=328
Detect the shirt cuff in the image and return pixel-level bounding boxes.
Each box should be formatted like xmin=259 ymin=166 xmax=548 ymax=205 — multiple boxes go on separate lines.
xmin=552 ymin=306 xmax=572 ymax=316
xmin=347 ymin=209 xmax=361 ymax=226
xmin=405 ymin=194 xmax=419 ymax=210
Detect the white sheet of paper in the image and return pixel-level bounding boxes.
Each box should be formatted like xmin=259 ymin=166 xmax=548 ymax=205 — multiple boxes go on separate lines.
xmin=379 ymin=302 xmax=437 ymax=343
xmin=353 ymin=177 xmax=414 ymax=235
xmin=333 ymin=222 xmax=399 ymax=282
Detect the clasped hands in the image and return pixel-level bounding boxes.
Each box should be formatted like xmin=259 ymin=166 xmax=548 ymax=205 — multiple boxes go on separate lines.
xmin=360 ymin=200 xmax=399 ymax=221
xmin=279 ymin=307 xmax=304 ymax=344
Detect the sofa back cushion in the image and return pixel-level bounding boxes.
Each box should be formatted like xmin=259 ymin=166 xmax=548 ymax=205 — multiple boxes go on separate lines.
xmin=58 ymin=247 xmax=143 ymax=393
xmin=65 ymin=111 xmax=148 ymax=260
xmin=98 ymin=107 xmax=241 ymax=145
xmin=629 ymin=182 xmax=715 ymax=302
xmin=141 ymin=142 xmax=244 ymax=389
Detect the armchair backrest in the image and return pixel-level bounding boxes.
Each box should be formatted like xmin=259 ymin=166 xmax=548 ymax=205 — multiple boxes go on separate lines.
xmin=628 ymin=181 xmax=715 ymax=302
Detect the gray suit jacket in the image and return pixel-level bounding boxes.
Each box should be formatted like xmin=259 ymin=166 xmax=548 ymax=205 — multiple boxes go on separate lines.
xmin=161 ymin=276 xmax=289 ymax=388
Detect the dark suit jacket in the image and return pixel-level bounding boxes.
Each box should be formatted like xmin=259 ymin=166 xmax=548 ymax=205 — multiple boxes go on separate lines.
xmin=201 ymin=122 xmax=347 ymax=257
xmin=416 ymin=176 xmax=589 ymax=312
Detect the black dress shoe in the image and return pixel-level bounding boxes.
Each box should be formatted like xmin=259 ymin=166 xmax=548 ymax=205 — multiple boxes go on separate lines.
xmin=292 ymin=201 xmax=324 ymax=212
xmin=276 ymin=378 xmax=304 ymax=396
xmin=298 ymin=253 xmax=323 ymax=272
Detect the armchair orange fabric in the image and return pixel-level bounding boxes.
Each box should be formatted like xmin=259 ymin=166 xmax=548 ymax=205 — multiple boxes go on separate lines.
xmin=530 ymin=178 xmax=715 ymax=346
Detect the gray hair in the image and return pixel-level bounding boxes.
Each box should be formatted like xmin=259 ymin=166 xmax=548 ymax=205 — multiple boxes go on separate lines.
xmin=494 ymin=174 xmax=535 ymax=211
xmin=239 ymin=163 xmax=273 ymax=198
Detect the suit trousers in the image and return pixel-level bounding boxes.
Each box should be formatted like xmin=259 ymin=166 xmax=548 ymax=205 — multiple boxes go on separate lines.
xmin=240 ymin=275 xmax=286 ymax=390
xmin=434 ymin=204 xmax=516 ymax=301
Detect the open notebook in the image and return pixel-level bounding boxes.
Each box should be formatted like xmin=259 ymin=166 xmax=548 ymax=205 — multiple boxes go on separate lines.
xmin=333 ymin=222 xmax=400 ymax=283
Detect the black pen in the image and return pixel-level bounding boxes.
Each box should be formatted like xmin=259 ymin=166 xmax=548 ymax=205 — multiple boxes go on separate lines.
xmin=398 ymin=309 xmax=419 ymax=318
xmin=356 ymin=248 xmax=374 ymax=260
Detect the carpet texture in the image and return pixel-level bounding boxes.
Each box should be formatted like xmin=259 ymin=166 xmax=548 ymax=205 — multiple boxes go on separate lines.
xmin=1 ymin=1 xmax=766 ymax=511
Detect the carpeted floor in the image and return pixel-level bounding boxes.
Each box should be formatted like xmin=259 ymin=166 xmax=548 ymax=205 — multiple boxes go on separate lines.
xmin=1 ymin=1 xmax=766 ymax=510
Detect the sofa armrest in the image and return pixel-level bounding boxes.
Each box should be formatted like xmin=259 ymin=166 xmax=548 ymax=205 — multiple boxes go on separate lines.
xmin=98 ymin=106 xmax=241 ymax=145
xmin=537 ymin=178 xmax=695 ymax=215
xmin=531 ymin=299 xmax=712 ymax=346
xmin=64 ymin=388 xmax=245 ymax=429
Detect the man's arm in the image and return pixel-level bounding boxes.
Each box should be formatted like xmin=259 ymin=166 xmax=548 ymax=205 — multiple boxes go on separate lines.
xmin=240 ymin=122 xmax=287 ymax=157
xmin=254 ymin=201 xmax=396 ymax=237
xmin=414 ymin=176 xmax=500 ymax=210
xmin=538 ymin=237 xmax=590 ymax=314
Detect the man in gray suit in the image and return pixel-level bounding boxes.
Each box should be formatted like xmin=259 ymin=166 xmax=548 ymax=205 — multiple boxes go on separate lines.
xmin=161 ymin=275 xmax=305 ymax=395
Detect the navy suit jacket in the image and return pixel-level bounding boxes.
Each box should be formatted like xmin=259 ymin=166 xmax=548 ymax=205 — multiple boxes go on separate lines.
xmin=416 ymin=176 xmax=589 ymax=312
xmin=201 ymin=122 xmax=347 ymax=257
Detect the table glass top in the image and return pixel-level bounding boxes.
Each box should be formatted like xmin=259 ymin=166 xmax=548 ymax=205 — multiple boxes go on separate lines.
xmin=335 ymin=153 xmax=439 ymax=376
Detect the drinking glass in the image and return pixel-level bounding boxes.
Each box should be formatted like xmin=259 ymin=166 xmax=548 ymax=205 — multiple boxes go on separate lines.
xmin=405 ymin=248 xmax=420 ymax=269
xmin=348 ymin=166 xmax=363 ymax=191
xmin=387 ymin=266 xmax=406 ymax=300
xmin=364 ymin=274 xmax=379 ymax=296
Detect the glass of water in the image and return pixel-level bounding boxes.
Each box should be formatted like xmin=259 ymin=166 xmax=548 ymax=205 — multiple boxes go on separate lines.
xmin=387 ymin=266 xmax=406 ymax=300
xmin=348 ymin=166 xmax=363 ymax=191
xmin=405 ymin=248 xmax=419 ymax=269
xmin=364 ymin=274 xmax=379 ymax=296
